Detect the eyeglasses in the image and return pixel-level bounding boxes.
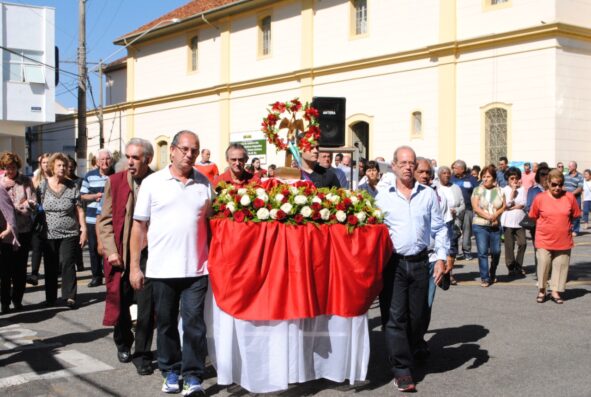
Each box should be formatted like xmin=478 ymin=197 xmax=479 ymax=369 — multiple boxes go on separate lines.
xmin=550 ymin=182 xmax=563 ymax=188
xmin=173 ymin=145 xmax=199 ymax=157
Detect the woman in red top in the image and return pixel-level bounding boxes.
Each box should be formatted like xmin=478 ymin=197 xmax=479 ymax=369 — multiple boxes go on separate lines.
xmin=529 ymin=169 xmax=581 ymax=304
xmin=251 ymin=157 xmax=267 ymax=179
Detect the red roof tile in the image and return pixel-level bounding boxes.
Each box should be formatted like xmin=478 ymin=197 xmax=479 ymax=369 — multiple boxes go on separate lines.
xmin=122 ymin=0 xmax=239 ymax=39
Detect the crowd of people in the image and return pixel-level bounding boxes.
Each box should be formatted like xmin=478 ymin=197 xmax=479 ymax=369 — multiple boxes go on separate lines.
xmin=0 ymin=137 xmax=587 ymax=394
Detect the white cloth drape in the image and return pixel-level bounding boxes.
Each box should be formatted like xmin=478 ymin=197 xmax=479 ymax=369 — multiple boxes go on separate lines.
xmin=205 ymin=291 xmax=370 ymax=393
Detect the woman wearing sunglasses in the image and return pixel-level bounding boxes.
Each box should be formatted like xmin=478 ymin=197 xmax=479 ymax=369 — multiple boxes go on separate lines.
xmin=529 ymin=169 xmax=581 ymax=304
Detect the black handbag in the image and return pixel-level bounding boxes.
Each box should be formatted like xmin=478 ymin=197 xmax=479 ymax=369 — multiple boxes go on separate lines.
xmin=33 ymin=180 xmax=48 ymax=238
xmin=519 ymin=211 xmax=536 ymax=231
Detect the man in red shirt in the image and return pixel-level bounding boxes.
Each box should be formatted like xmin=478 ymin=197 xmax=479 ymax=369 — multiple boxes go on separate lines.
xmin=213 ymin=143 xmax=259 ymax=189
xmin=193 ymin=148 xmax=219 ymax=184
xmin=521 ymin=162 xmax=536 ymax=194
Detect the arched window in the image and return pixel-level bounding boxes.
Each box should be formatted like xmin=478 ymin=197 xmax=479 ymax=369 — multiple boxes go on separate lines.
xmin=351 ymin=121 xmax=369 ymax=160
xmin=484 ymin=107 xmax=508 ymax=166
xmin=157 ymin=140 xmax=169 ymax=170
xmin=259 ymin=16 xmax=272 ymax=56
xmin=189 ymin=36 xmax=198 ymax=72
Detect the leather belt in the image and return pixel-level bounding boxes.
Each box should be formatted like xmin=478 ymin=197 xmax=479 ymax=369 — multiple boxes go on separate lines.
xmin=394 ymin=249 xmax=429 ymax=262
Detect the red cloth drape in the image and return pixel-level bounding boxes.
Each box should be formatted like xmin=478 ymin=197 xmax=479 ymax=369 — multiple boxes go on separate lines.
xmin=208 ymin=219 xmax=393 ymax=320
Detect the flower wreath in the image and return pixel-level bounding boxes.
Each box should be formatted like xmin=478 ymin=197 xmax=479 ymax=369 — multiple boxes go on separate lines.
xmin=261 ymin=98 xmax=320 ymax=153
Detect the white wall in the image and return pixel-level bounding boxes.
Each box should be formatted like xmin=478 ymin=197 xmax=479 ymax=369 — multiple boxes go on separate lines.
xmin=556 ymin=0 xmax=591 ymax=29
xmin=106 ymin=68 xmax=127 ymax=105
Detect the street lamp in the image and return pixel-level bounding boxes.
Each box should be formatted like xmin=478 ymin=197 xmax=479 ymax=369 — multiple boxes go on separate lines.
xmin=96 ymin=18 xmax=181 ymax=150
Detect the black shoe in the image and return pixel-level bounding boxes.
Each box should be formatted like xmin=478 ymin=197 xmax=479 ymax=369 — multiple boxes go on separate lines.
xmin=1 ymin=304 xmax=10 ymax=314
xmin=87 ymin=278 xmax=103 ymax=288
xmin=135 ymin=362 xmax=154 ymax=376
xmin=117 ymin=350 xmax=132 ymax=363
xmin=43 ymin=300 xmax=56 ymax=307
xmin=66 ymin=299 xmax=77 ymax=309
xmin=12 ymin=302 xmax=23 ymax=311
xmin=26 ymin=275 xmax=39 ymax=286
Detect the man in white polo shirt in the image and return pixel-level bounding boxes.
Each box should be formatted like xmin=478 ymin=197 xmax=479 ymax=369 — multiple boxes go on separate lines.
xmin=130 ymin=130 xmax=212 ymax=396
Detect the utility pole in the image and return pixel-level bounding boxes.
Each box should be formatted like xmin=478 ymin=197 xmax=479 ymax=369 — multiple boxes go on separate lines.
xmin=98 ymin=59 xmax=104 ymax=148
xmin=76 ymin=0 xmax=87 ymax=169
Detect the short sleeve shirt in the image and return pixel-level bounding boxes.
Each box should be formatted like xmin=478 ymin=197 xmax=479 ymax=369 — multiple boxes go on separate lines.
xmin=564 ymin=172 xmax=584 ymax=196
xmin=134 ymin=167 xmax=213 ymax=279
xmin=472 ymin=185 xmax=504 ymax=226
xmin=42 ymin=180 xmax=81 ymax=240
xmin=81 ymin=168 xmax=109 ymax=224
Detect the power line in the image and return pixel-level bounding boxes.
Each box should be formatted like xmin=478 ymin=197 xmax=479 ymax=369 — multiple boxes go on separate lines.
xmin=0 ymin=46 xmax=79 ymax=78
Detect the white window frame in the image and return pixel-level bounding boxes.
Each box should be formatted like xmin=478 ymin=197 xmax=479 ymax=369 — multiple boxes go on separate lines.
xmin=259 ymin=15 xmax=272 ymax=57
xmin=7 ymin=49 xmax=45 ymax=84
xmin=354 ymin=0 xmax=368 ymax=36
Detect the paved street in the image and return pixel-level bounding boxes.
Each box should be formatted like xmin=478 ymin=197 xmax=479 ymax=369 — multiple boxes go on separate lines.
xmin=1 ymin=232 xmax=590 ymax=397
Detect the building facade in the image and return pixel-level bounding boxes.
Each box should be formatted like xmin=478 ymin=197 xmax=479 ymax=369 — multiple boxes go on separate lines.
xmin=35 ymin=0 xmax=591 ymax=171
xmin=0 ymin=2 xmax=55 ymax=169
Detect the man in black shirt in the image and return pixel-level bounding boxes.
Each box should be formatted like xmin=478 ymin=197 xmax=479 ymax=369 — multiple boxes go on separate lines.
xmin=300 ymin=146 xmax=341 ymax=188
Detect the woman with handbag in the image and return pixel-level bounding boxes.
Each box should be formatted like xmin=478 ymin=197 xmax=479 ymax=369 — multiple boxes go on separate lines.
xmin=501 ymin=167 xmax=527 ymax=277
xmin=471 ymin=165 xmax=506 ymax=287
xmin=39 ymin=153 xmax=87 ymax=308
xmin=529 ymin=169 xmax=581 ymax=304
xmin=0 ymin=152 xmax=36 ymax=312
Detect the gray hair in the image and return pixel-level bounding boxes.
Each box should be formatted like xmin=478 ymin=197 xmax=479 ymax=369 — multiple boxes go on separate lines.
xmin=452 ymin=159 xmax=467 ymax=171
xmin=438 ymin=165 xmax=452 ymax=178
xmin=97 ymin=148 xmax=113 ymax=159
xmin=225 ymin=143 xmax=249 ymax=161
xmin=393 ymin=145 xmax=416 ymax=163
xmin=416 ymin=156 xmax=433 ymax=174
xmin=126 ymin=138 xmax=154 ymax=160
xmin=171 ymin=130 xmax=199 ymax=147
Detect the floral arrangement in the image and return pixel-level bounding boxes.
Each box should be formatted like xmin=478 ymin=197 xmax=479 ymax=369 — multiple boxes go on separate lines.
xmin=212 ymin=181 xmax=384 ymax=230
xmin=261 ymin=98 xmax=320 ymax=155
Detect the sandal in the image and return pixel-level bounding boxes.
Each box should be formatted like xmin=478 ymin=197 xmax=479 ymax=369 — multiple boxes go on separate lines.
xmin=550 ymin=296 xmax=564 ymax=304
xmin=536 ymin=293 xmax=546 ymax=303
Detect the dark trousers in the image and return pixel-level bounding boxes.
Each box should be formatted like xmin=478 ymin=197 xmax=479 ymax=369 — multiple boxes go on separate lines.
xmin=30 ymin=230 xmax=45 ymax=277
xmin=87 ymin=225 xmax=103 ymax=279
xmin=380 ymin=256 xmax=430 ymax=377
xmin=43 ymin=236 xmax=78 ymax=302
xmin=0 ymin=232 xmax=32 ymax=307
xmin=152 ymin=276 xmax=208 ymax=380
xmin=113 ymin=249 xmax=154 ymax=367
xmin=504 ymin=227 xmax=526 ymax=272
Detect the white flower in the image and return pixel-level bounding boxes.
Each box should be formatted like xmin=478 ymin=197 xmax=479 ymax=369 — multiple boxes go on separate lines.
xmin=319 ymin=208 xmax=331 ymax=221
xmin=344 ymin=190 xmax=352 ymax=197
xmin=237 ymin=188 xmax=247 ymax=195
xmin=355 ymin=212 xmax=367 ymax=223
xmin=294 ymin=195 xmax=308 ymax=205
xmin=280 ymin=203 xmax=293 ymax=214
xmin=256 ymin=188 xmax=266 ymax=197
xmin=336 ymin=210 xmax=347 ymax=223
xmin=270 ymin=209 xmax=279 ymax=220
xmin=240 ymin=195 xmax=251 ymax=206
xmin=300 ymin=206 xmax=312 ymax=218
xmin=373 ymin=209 xmax=382 ymax=218
xmin=312 ymin=196 xmax=322 ymax=204
xmin=327 ymin=193 xmax=340 ymax=204
xmin=256 ymin=208 xmax=270 ymax=220
xmin=226 ymin=202 xmax=236 ymax=213
xmin=275 ymin=193 xmax=285 ymax=203
xmin=289 ymin=186 xmax=299 ymax=195
xmin=259 ymin=193 xmax=269 ymax=203
xmin=350 ymin=196 xmax=359 ymax=205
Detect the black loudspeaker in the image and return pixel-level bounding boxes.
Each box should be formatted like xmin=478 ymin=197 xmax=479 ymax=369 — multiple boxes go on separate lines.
xmin=312 ymin=97 xmax=346 ymax=147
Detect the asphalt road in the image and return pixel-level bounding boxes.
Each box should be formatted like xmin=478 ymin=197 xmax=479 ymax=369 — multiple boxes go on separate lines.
xmin=1 ymin=231 xmax=590 ymax=397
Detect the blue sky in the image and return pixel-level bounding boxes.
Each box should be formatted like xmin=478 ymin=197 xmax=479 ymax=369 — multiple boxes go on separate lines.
xmin=16 ymin=0 xmax=190 ymax=109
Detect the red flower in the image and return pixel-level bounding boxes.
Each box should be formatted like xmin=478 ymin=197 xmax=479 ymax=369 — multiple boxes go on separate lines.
xmin=305 ymin=107 xmax=319 ymax=119
xmin=234 ymin=211 xmax=245 ymax=223
xmin=312 ymin=211 xmax=321 ymax=221
xmin=267 ymin=113 xmax=279 ymax=125
xmin=282 ymin=189 xmax=290 ymax=196
xmin=347 ymin=215 xmax=359 ymax=225
xmin=276 ymin=210 xmax=287 ymax=221
xmin=343 ymin=198 xmax=352 ymax=208
xmin=311 ymin=202 xmax=321 ymax=212
xmin=223 ymin=209 xmax=231 ymax=217
xmin=329 ymin=214 xmax=336 ymax=221
xmin=220 ymin=204 xmax=226 ymax=211
xmin=281 ymin=197 xmax=289 ymax=203
xmin=253 ymin=198 xmax=265 ymax=209
xmin=318 ymin=193 xmax=326 ymax=199
xmin=367 ymin=216 xmax=377 ymax=224
xmin=272 ymin=101 xmax=286 ymax=112
xmin=290 ymin=99 xmax=302 ymax=112
xmin=294 ymin=214 xmax=304 ymax=224
xmin=242 ymin=208 xmax=251 ymax=217
xmin=336 ymin=202 xmax=346 ymax=211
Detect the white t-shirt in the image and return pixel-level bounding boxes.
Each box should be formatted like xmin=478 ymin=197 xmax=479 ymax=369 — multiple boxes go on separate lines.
xmin=134 ymin=166 xmax=213 ymax=279
xmin=501 ymin=185 xmax=526 ymax=228
xmin=583 ymin=179 xmax=591 ymax=202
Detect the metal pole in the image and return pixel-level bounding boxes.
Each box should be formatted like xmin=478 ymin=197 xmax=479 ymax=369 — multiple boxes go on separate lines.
xmin=76 ymin=0 xmax=87 ymax=169
xmin=98 ymin=59 xmax=104 ymax=149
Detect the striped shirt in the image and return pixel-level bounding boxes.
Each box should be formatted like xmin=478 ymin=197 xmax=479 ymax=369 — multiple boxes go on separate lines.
xmin=81 ymin=168 xmax=109 ymax=224
xmin=564 ymin=171 xmax=583 ymax=197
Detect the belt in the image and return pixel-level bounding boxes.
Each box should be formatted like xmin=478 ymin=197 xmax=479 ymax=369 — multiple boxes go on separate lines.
xmin=394 ymin=249 xmax=429 ymax=262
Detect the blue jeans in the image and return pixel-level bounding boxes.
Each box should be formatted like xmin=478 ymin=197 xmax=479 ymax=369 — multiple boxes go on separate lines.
xmin=584 ymin=200 xmax=591 ymax=223
xmin=152 ymin=276 xmax=208 ymax=380
xmin=473 ymin=224 xmax=501 ymax=283
xmin=572 ymin=196 xmax=582 ymax=233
